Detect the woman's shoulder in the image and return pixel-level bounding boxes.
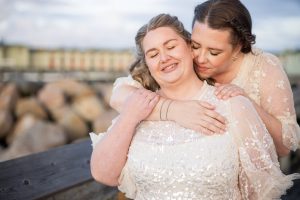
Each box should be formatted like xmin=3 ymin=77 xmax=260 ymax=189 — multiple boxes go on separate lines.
xmin=200 ymin=84 xmax=236 ymax=113
xmin=252 ymin=48 xmax=283 ymax=70
xmin=226 ymin=95 xmax=253 ymax=111
xmin=199 ymin=82 xmax=219 ymax=102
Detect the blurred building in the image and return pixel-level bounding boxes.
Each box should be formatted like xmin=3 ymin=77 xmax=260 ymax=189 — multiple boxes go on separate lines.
xmin=278 ymin=50 xmax=300 ymax=84
xmin=0 ymin=44 xmax=134 ymax=73
xmin=1 ymin=44 xmax=300 ymax=83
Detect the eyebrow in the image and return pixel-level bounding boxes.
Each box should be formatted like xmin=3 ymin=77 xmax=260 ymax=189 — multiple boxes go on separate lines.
xmin=145 ymin=39 xmax=178 ymax=55
xmin=191 ymin=39 xmax=223 ymax=51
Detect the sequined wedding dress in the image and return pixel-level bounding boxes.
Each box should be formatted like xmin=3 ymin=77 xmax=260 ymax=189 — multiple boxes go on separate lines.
xmin=90 ymin=81 xmax=298 ymax=200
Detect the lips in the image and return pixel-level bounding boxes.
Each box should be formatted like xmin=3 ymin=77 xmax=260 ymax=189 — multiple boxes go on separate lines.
xmin=161 ymin=63 xmax=177 ymax=73
xmin=197 ymin=65 xmax=209 ymax=73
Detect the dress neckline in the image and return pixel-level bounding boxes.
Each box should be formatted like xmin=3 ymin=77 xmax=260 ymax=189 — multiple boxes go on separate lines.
xmin=192 ymin=80 xmax=209 ymax=100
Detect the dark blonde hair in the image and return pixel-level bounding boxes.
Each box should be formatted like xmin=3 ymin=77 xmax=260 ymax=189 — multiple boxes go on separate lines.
xmin=193 ymin=0 xmax=256 ymax=53
xmin=129 ymin=14 xmax=191 ymax=91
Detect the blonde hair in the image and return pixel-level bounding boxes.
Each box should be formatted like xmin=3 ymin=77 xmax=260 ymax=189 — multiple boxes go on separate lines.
xmin=129 ymin=14 xmax=191 ymax=91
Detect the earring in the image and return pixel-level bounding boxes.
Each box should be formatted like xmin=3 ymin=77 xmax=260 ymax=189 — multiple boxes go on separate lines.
xmin=232 ymin=56 xmax=238 ymax=61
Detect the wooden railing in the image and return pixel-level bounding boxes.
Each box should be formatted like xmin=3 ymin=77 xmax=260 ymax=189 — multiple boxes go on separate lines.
xmin=0 ymin=139 xmax=119 ymax=200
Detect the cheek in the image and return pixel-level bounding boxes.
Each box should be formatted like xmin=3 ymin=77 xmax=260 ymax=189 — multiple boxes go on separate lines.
xmin=178 ymin=47 xmax=193 ymax=61
xmin=208 ymin=56 xmax=228 ymax=69
xmin=192 ymin=50 xmax=197 ymax=59
xmin=145 ymin=60 xmax=157 ymax=74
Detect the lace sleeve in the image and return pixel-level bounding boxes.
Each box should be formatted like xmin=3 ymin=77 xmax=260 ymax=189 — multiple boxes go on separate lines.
xmin=259 ymin=53 xmax=300 ymax=150
xmin=228 ymin=96 xmax=299 ymax=200
xmin=113 ymin=75 xmax=143 ymax=94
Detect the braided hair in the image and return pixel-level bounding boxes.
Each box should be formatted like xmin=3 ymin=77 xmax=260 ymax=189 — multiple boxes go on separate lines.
xmin=193 ymin=0 xmax=256 ymax=53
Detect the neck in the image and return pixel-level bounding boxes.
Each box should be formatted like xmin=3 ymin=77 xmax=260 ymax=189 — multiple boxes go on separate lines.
xmin=214 ymin=53 xmax=245 ymax=84
xmin=158 ymin=74 xmax=203 ymax=100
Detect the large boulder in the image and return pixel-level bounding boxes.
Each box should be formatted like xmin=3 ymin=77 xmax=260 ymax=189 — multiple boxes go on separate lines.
xmin=15 ymin=97 xmax=48 ymax=120
xmin=6 ymin=114 xmax=38 ymax=145
xmin=91 ymin=83 xmax=113 ymax=108
xmin=52 ymin=106 xmax=88 ymax=141
xmin=49 ymin=79 xmax=95 ymax=98
xmin=72 ymin=95 xmax=105 ymax=122
xmin=92 ymin=109 xmax=118 ymax=134
xmin=0 ymin=83 xmax=18 ymax=111
xmin=0 ymin=109 xmax=13 ymax=138
xmin=0 ymin=120 xmax=67 ymax=161
xmin=38 ymin=84 xmax=66 ymax=112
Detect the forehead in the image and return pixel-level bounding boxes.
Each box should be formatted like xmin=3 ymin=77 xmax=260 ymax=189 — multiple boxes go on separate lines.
xmin=191 ymin=21 xmax=231 ymax=48
xmin=143 ymin=27 xmax=182 ymax=51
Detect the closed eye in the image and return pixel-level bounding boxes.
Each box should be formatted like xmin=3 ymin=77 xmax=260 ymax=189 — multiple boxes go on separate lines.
xmin=150 ymin=53 xmax=158 ymax=58
xmin=167 ymin=45 xmax=175 ymax=50
xmin=191 ymin=44 xmax=200 ymax=50
xmin=210 ymin=51 xmax=221 ymax=56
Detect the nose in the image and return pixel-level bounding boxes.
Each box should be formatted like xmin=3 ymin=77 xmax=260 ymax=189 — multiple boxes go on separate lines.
xmin=160 ymin=50 xmax=170 ymax=63
xmin=194 ymin=49 xmax=207 ymax=64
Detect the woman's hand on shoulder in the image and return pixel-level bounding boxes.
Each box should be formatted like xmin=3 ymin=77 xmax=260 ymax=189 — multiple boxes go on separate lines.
xmin=168 ymin=100 xmax=227 ymax=135
xmin=214 ymin=83 xmax=247 ymax=100
xmin=121 ymin=88 xmax=159 ymax=125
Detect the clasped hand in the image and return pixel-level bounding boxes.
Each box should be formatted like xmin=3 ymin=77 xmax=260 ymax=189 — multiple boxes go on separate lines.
xmin=121 ymin=88 xmax=159 ymax=125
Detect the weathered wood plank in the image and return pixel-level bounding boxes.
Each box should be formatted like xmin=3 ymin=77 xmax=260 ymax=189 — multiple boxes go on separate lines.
xmin=293 ymin=86 xmax=300 ymax=104
xmin=0 ymin=138 xmax=103 ymax=200
xmin=42 ymin=180 xmax=118 ymax=200
xmin=293 ymin=86 xmax=300 ymax=120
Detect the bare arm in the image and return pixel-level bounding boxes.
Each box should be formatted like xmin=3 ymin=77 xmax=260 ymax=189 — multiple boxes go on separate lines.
xmin=91 ymin=89 xmax=159 ymax=186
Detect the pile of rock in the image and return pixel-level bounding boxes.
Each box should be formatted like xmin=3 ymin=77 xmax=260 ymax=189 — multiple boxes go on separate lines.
xmin=0 ymin=79 xmax=118 ymax=161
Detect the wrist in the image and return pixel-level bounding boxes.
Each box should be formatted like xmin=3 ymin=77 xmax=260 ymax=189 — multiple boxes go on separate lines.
xmin=159 ymin=99 xmax=174 ymax=121
xmin=119 ymin=112 xmax=141 ymax=128
xmin=166 ymin=100 xmax=179 ymax=121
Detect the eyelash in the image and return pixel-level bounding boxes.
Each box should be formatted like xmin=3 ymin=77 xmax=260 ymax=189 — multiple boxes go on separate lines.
xmin=192 ymin=45 xmax=220 ymax=56
xmin=149 ymin=45 xmax=176 ymax=58
xmin=191 ymin=44 xmax=200 ymax=50
xmin=210 ymin=52 xmax=219 ymax=56
xmin=150 ymin=54 xmax=158 ymax=58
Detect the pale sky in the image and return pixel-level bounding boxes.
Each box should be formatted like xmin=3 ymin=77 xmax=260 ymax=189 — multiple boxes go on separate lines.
xmin=0 ymin=0 xmax=300 ymax=52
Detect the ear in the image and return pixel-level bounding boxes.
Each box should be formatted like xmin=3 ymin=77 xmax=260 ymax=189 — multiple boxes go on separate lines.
xmin=233 ymin=43 xmax=242 ymax=55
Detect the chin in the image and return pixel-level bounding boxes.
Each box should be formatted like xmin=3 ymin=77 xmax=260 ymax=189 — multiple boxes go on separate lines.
xmin=196 ymin=72 xmax=210 ymax=80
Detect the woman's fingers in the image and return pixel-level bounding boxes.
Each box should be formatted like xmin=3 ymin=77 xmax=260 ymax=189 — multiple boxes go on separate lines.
xmin=147 ymin=95 xmax=160 ymax=108
xmin=194 ymin=101 xmax=226 ymax=134
xmin=198 ymin=119 xmax=223 ymax=135
xmin=215 ymin=84 xmax=245 ymax=99
xmin=126 ymin=89 xmax=158 ymax=121
xmin=197 ymin=109 xmax=227 ymax=134
xmin=205 ymin=109 xmax=226 ymax=124
xmin=216 ymin=85 xmax=234 ymax=98
xmin=199 ymin=101 xmax=215 ymax=109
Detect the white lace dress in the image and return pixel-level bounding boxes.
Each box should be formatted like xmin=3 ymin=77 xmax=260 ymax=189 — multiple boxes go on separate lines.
xmin=231 ymin=48 xmax=300 ymax=150
xmin=90 ymin=82 xmax=299 ymax=200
